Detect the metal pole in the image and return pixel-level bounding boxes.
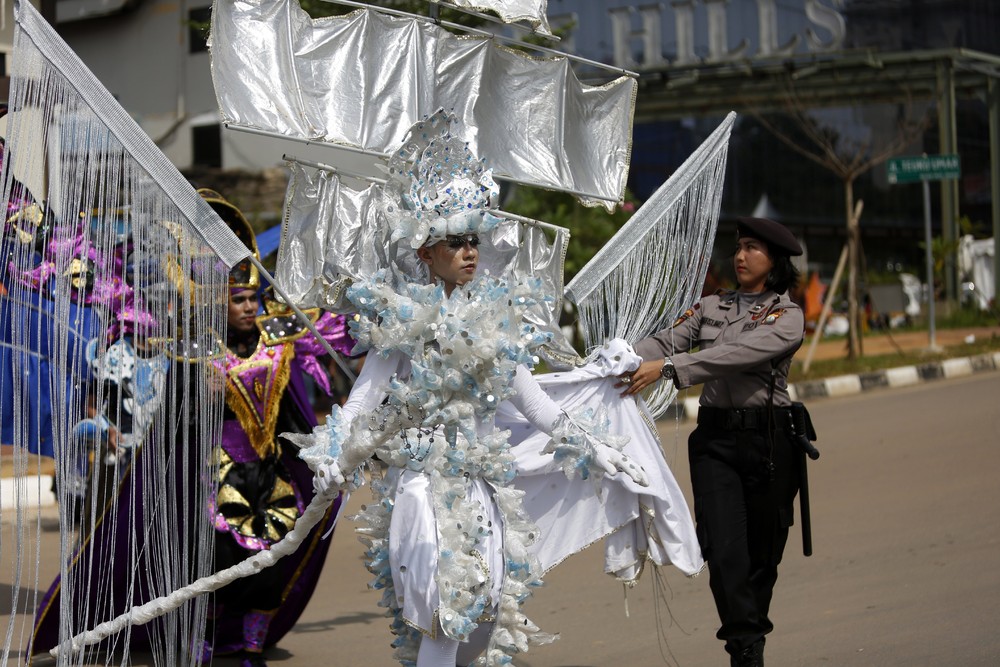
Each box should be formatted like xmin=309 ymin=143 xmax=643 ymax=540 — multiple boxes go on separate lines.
xmin=988 ymin=76 xmax=1000 ymax=309
xmin=324 ymin=0 xmax=633 ymax=78
xmin=283 ymin=154 xmax=569 ymax=234
xmin=283 ymin=154 xmax=386 ymax=184
xmin=922 ymin=179 xmax=939 ymax=351
xmin=249 ymin=255 xmax=357 ymax=382
xmin=226 ymin=122 xmax=622 ymax=205
xmin=425 ymin=0 xmax=561 ymax=42
xmin=936 ymin=61 xmax=959 ymax=304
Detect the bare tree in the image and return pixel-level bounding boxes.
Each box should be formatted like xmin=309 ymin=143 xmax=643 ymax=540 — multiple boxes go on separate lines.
xmin=752 ymin=90 xmax=930 ymax=359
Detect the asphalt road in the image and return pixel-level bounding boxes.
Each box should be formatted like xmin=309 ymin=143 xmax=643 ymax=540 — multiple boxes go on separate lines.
xmin=7 ymin=372 xmax=1000 ymax=666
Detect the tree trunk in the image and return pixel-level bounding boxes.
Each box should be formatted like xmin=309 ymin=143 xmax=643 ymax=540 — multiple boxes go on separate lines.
xmin=845 ymin=179 xmax=863 ymax=359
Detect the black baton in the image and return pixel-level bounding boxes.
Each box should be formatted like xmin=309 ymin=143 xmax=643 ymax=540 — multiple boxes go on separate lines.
xmin=797 ymin=449 xmax=812 ymax=556
xmin=791 ymin=403 xmax=818 ymax=556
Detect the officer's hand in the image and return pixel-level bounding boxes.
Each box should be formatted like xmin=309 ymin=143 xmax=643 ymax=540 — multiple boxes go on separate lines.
xmin=594 ymin=445 xmax=649 ymax=487
xmin=615 ymin=360 xmax=664 ymax=396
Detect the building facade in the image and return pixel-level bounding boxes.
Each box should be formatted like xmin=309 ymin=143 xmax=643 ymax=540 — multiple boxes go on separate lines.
xmin=3 ymin=1 xmax=999 ymax=293
xmin=550 ymin=0 xmax=1000 ymax=292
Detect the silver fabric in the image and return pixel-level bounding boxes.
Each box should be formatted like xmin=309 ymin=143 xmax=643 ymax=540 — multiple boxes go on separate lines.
xmin=276 ymin=160 xmax=580 ymax=366
xmin=277 ymin=161 xmax=384 ymax=310
xmin=442 ymin=0 xmax=552 ymax=35
xmin=211 ymin=0 xmax=635 ymax=208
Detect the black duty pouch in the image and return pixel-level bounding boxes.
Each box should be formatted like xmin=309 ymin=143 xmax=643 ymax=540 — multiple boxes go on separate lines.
xmin=790 ymin=402 xmax=816 ymax=441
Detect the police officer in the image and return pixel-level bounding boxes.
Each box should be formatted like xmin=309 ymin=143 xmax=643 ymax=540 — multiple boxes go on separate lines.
xmin=619 ymin=217 xmax=805 ymax=667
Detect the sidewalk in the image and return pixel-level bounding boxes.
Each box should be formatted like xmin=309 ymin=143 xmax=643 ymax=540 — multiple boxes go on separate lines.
xmin=0 ymin=448 xmax=56 ymax=506
xmin=677 ymin=325 xmax=1000 ymax=419
xmin=798 ymin=325 xmax=999 ymax=362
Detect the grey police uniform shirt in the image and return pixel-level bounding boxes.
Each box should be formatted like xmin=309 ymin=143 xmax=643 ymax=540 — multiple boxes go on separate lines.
xmin=633 ymin=289 xmax=804 ymax=409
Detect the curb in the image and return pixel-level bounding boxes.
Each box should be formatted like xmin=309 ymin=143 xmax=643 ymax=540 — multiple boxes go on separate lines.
xmin=679 ymin=351 xmax=1000 ymax=421
xmin=0 ymin=474 xmax=56 ymax=508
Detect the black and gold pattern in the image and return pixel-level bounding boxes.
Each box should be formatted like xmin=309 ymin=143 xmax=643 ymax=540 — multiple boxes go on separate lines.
xmin=215 ymin=448 xmax=303 ymax=546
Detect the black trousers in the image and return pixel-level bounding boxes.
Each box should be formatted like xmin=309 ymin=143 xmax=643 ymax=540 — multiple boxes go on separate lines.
xmin=688 ymin=422 xmax=799 ymax=653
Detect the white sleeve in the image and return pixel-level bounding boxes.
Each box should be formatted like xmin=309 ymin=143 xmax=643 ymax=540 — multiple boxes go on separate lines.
xmin=507 ymin=365 xmax=562 ymax=434
xmin=338 ymin=351 xmax=401 ymax=423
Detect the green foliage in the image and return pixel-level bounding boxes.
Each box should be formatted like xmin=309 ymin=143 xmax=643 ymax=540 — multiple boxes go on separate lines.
xmin=864 ymin=268 xmax=913 ymax=286
xmin=938 ymin=303 xmax=1000 ymax=328
xmin=501 ymin=186 xmax=637 ymax=283
xmin=298 ymin=0 xmax=488 ymax=27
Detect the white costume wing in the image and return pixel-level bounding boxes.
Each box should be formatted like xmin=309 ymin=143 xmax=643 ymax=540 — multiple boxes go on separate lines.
xmin=565 ymin=112 xmax=737 ymax=417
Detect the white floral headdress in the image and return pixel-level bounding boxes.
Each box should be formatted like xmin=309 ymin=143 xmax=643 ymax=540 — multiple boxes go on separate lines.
xmin=383 ymin=109 xmax=501 ymax=249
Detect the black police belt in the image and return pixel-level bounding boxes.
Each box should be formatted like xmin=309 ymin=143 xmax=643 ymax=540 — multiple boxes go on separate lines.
xmin=696 ymin=406 xmax=794 ymax=431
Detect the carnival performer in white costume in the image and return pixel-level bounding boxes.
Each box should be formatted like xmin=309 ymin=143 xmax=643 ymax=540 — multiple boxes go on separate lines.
xmin=292 ymin=111 xmax=661 ymax=667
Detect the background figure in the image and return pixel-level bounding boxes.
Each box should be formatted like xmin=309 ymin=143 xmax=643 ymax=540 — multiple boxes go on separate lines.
xmin=1 ymin=198 xmax=101 ymax=516
xmin=29 ymin=191 xmax=355 ymax=667
xmin=73 ymin=332 xmax=170 ymax=525
xmin=620 ymin=216 xmax=808 ymax=667
xmin=196 ymin=189 xmax=354 ymax=667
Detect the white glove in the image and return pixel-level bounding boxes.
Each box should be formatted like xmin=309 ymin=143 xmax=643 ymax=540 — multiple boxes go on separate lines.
xmin=313 ymin=457 xmax=346 ymax=497
xmin=594 ymin=445 xmax=649 ymax=487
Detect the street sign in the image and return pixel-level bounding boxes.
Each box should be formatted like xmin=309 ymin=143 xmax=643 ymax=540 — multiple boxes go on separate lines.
xmin=887 ymin=154 xmax=962 ymax=350
xmin=886 ymin=154 xmax=961 ymax=184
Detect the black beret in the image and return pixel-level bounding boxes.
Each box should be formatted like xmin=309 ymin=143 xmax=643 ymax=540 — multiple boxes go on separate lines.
xmin=736 ymin=217 xmax=802 ymax=256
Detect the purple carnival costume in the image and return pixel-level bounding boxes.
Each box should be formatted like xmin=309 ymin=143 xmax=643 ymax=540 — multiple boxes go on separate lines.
xmin=30 ymin=190 xmax=355 ymax=666
xmin=202 ymin=301 xmax=353 ymax=663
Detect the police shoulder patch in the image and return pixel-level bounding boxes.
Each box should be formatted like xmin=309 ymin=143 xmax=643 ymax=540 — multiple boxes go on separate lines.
xmin=672 ymin=303 xmax=700 ymax=328
xmin=763 ymin=308 xmax=787 ymax=325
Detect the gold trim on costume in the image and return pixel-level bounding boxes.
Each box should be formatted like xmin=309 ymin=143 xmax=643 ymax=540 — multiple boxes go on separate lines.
xmin=223 ymin=339 xmax=294 ymax=460
xmin=256 ymin=300 xmax=320 ymax=345
xmin=402 ymin=610 xmax=439 ymax=639
xmin=6 ymin=203 xmax=45 ymax=243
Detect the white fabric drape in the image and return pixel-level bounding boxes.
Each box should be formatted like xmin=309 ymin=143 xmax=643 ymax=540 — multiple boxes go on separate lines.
xmin=499 ymin=339 xmax=704 ymax=579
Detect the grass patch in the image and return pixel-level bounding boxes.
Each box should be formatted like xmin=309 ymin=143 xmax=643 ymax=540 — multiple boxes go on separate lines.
xmin=790 ymin=333 xmax=1000 ymax=383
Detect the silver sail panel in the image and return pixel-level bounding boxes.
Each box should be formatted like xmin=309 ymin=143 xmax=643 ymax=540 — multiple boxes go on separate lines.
xmin=211 ymin=0 xmax=635 ymax=208
xmin=276 ymin=161 xmax=385 ymax=310
xmin=441 ymin=0 xmax=552 ymax=34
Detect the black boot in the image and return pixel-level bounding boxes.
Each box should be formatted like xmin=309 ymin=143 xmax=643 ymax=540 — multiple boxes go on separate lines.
xmin=239 ymin=651 xmax=267 ymax=667
xmin=731 ymin=638 xmax=765 ymax=667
